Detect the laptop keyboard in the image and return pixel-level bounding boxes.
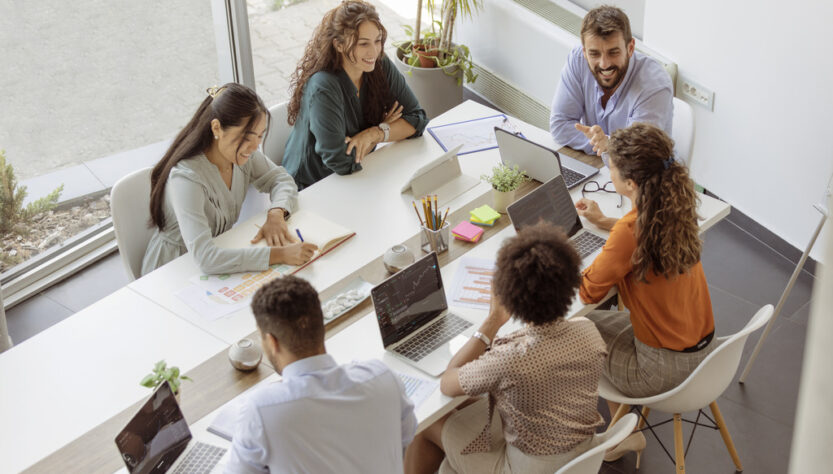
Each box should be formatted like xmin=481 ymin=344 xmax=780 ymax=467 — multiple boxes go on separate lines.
xmin=572 ymin=232 xmax=606 ymax=259
xmin=172 ymin=442 xmax=226 ymax=474
xmin=562 ymin=167 xmax=583 ymax=188
xmin=394 ymin=314 xmax=473 ymax=362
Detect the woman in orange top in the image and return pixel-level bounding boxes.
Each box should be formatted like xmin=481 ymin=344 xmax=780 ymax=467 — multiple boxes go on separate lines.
xmin=576 ymin=123 xmax=716 ymax=463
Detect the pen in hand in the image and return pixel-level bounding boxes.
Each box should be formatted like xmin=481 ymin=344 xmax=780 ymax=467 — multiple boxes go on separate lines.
xmin=295 ymin=228 xmax=304 ymax=242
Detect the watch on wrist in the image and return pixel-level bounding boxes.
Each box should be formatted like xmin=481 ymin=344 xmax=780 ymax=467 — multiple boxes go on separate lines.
xmin=378 ymin=122 xmax=391 ymax=142
xmin=472 ymin=331 xmax=492 ymax=348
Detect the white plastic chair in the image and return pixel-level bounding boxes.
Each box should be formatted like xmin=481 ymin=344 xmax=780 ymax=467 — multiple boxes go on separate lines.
xmin=599 ymin=304 xmax=774 ymax=473
xmin=110 ymin=167 xmax=154 ymax=281
xmin=555 ymin=414 xmax=638 ymax=474
xmin=672 ymin=96 xmax=695 ymax=167
xmin=261 ymin=101 xmax=292 ymax=165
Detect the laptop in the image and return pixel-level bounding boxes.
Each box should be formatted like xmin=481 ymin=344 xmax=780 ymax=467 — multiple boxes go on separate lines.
xmin=495 ymin=127 xmax=598 ymax=188
xmin=115 ymin=381 xmax=227 ymax=474
xmin=507 ymin=174 xmax=607 ymax=264
xmin=371 ymin=252 xmax=477 ymax=377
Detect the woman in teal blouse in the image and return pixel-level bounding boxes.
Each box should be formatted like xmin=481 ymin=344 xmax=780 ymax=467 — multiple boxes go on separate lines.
xmin=282 ymin=0 xmax=428 ymax=190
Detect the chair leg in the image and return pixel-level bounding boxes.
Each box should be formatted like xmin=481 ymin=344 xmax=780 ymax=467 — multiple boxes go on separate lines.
xmin=709 ymin=401 xmax=743 ymax=471
xmin=610 ymin=403 xmax=631 ymax=427
xmin=673 ymin=414 xmax=686 ymax=473
xmin=637 ymin=407 xmax=650 ymax=430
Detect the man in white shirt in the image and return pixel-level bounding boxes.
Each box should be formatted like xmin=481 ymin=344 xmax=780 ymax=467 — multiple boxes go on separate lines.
xmin=227 ymin=275 xmax=417 ymax=474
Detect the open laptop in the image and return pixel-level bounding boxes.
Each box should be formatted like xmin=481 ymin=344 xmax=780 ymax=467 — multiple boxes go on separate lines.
xmin=371 ymin=252 xmax=477 ymax=377
xmin=115 ymin=381 xmax=226 ymax=474
xmin=507 ymin=174 xmax=607 ymax=265
xmin=495 ymin=127 xmax=598 ymax=188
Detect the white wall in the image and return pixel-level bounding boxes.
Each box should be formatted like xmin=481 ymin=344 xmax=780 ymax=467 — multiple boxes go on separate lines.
xmin=644 ymin=0 xmax=833 ymax=261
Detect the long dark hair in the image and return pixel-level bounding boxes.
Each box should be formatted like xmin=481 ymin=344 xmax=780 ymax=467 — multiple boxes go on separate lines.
xmin=608 ymin=123 xmax=701 ymax=281
xmin=287 ymin=0 xmax=393 ymax=126
xmin=149 ymin=83 xmax=269 ymax=230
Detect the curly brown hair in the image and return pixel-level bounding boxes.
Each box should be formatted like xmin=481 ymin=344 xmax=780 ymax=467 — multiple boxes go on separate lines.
xmin=608 ymin=123 xmax=702 ymax=281
xmin=251 ymin=275 xmax=325 ymax=357
xmin=287 ymin=1 xmax=392 ymax=126
xmin=492 ymin=222 xmax=582 ymax=325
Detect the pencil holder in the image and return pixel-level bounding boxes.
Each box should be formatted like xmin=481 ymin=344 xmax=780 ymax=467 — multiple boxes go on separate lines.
xmin=420 ymin=222 xmax=450 ymax=254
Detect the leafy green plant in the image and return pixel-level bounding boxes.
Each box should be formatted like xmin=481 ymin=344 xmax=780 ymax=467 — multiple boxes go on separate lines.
xmin=395 ymin=0 xmax=482 ymax=85
xmin=0 ymin=149 xmax=63 ymax=237
xmin=140 ymin=360 xmax=192 ymax=395
xmin=481 ymin=163 xmax=530 ymax=193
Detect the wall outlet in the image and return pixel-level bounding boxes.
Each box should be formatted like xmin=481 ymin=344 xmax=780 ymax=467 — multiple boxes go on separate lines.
xmin=676 ymin=74 xmax=715 ymax=111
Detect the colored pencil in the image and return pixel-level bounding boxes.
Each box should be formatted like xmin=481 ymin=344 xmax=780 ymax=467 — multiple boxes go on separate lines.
xmin=439 ymin=207 xmax=450 ymax=229
xmin=411 ymin=201 xmax=425 ymax=226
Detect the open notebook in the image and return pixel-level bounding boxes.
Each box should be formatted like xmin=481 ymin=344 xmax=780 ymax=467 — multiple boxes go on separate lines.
xmin=188 ymin=210 xmax=355 ymax=305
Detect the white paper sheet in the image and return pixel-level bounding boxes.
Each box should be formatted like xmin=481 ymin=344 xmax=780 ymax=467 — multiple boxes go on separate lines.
xmin=449 ymin=256 xmax=496 ymax=310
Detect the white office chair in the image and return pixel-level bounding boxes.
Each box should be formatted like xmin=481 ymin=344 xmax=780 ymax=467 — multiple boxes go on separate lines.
xmin=600 ymin=304 xmax=774 ymax=473
xmin=110 ymin=167 xmax=154 ymax=281
xmin=672 ymin=96 xmax=695 ymax=167
xmin=262 ymin=101 xmax=292 ymax=165
xmin=555 ymin=414 xmax=638 ymax=474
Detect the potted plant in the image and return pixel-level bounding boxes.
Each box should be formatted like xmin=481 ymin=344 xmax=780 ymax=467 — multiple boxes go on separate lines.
xmin=393 ymin=0 xmax=481 ymax=118
xmin=481 ymin=163 xmax=530 ymax=213
xmin=140 ymin=360 xmax=192 ymax=401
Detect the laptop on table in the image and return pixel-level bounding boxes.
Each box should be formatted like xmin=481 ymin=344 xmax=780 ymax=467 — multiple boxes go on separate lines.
xmin=115 ymin=381 xmax=226 ymax=474
xmin=507 ymin=174 xmax=608 ymax=265
xmin=494 ymin=127 xmax=598 ymax=188
xmin=371 ymin=252 xmax=477 ymax=377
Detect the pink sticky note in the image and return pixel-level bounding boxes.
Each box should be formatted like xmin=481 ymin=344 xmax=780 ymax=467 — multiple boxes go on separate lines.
xmin=452 ymin=221 xmax=484 ymax=242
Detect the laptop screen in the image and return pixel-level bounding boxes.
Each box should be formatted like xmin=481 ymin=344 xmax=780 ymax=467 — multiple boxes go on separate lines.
xmin=494 ymin=127 xmax=561 ymax=184
xmin=507 ymin=175 xmax=582 ymax=237
xmin=115 ymin=381 xmax=192 ymax=474
xmin=372 ymin=252 xmax=447 ymax=347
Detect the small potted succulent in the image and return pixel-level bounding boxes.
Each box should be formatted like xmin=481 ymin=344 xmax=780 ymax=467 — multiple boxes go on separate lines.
xmin=481 ymin=163 xmax=530 ymax=213
xmin=140 ymin=360 xmax=192 ymax=402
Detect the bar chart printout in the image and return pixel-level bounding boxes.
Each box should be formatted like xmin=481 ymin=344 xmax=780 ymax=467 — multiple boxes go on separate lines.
xmin=450 ymin=257 xmax=496 ymax=310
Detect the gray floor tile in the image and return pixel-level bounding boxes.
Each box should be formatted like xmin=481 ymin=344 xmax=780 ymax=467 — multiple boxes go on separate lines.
xmin=20 ymin=163 xmax=106 ymax=205
xmin=5 ymin=294 xmax=74 ymax=344
xmin=40 ymin=251 xmax=129 ymax=313
xmin=83 ymin=140 xmax=169 ymax=188
xmin=701 ymin=220 xmax=815 ymax=319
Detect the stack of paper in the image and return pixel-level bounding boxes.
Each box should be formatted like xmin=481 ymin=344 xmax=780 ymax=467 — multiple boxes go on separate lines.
xmin=470 ymin=205 xmax=500 ymax=226
xmin=452 ymin=221 xmax=484 ymax=242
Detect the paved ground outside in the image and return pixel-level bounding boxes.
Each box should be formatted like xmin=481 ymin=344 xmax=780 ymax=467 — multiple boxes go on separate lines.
xmin=0 ymin=0 xmax=420 ymax=181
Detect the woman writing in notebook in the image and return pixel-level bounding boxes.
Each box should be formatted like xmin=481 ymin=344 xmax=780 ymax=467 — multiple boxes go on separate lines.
xmin=142 ymin=83 xmax=318 ymax=276
xmin=576 ymin=122 xmax=715 ymax=464
xmin=282 ymin=0 xmax=428 ymax=190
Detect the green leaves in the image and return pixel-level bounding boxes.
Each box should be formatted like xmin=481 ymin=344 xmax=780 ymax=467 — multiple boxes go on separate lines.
xmin=139 ymin=359 xmax=192 ymax=394
xmin=0 ymin=149 xmax=63 ymax=237
xmin=481 ymin=163 xmax=530 ymax=192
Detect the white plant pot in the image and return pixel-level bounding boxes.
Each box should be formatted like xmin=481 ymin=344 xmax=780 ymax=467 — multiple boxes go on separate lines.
xmin=491 ymin=188 xmax=517 ymax=214
xmin=392 ymin=47 xmax=463 ymax=120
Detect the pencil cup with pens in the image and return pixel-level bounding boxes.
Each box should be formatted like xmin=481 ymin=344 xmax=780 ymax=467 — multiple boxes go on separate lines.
xmin=413 ymin=195 xmax=450 ymax=254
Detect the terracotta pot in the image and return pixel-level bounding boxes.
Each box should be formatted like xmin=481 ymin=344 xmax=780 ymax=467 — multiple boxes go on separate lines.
xmin=414 ymin=46 xmax=440 ymax=68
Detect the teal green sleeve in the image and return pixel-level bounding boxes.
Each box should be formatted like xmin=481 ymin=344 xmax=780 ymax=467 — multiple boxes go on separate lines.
xmin=383 ymin=55 xmax=428 ymax=137
xmin=309 ymin=81 xmax=362 ymax=175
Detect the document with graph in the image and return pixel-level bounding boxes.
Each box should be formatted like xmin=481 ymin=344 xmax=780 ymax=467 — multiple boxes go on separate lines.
xmin=449 ymin=257 xmax=496 ymax=310
xmin=427 ymin=114 xmax=521 ymax=155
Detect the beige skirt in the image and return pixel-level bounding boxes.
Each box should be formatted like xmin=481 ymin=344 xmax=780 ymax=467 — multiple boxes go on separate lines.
xmin=439 ymin=398 xmax=596 ymax=474
xmin=587 ymin=310 xmax=716 ymax=398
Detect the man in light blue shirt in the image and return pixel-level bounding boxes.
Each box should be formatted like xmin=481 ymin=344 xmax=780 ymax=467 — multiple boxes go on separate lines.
xmin=227 ymin=276 xmax=417 ymax=474
xmin=550 ymin=6 xmax=673 ymax=157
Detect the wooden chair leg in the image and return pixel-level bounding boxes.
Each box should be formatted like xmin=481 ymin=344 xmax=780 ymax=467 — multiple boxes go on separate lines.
xmin=673 ymin=414 xmax=686 ymax=473
xmin=709 ymin=401 xmax=743 ymax=471
xmin=637 ymin=406 xmax=650 ymax=430
xmin=610 ymin=403 xmax=630 ymax=427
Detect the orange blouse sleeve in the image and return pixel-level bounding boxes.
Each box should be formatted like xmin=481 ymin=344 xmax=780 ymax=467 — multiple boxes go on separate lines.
xmin=579 ymin=211 xmax=638 ymax=304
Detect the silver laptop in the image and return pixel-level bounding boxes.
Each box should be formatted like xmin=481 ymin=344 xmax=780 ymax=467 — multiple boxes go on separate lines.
xmin=495 ymin=127 xmax=598 ymax=188
xmin=115 ymin=381 xmax=226 ymax=474
xmin=371 ymin=252 xmax=477 ymax=377
xmin=507 ymin=174 xmax=607 ymax=265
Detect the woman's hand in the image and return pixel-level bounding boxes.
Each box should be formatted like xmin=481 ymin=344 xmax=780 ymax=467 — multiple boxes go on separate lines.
xmin=251 ymin=209 xmax=295 ymax=246
xmin=345 ymin=126 xmax=384 ymax=164
xmin=272 ymin=241 xmax=319 ymax=266
xmin=575 ymin=198 xmax=618 ymax=231
xmin=383 ymin=101 xmax=403 ymax=124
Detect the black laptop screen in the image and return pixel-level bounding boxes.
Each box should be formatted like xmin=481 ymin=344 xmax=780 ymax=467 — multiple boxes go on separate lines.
xmin=372 ymin=252 xmax=447 ymax=347
xmin=115 ymin=381 xmax=191 ymax=474
xmin=507 ymin=175 xmax=582 ymax=236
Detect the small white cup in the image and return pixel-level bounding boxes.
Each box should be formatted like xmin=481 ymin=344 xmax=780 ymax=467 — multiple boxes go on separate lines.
xmin=228 ymin=338 xmax=262 ymax=371
xmin=383 ymin=244 xmax=416 ymax=273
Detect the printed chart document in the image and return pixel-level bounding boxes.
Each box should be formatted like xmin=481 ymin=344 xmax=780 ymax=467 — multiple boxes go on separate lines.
xmin=427 ymin=114 xmax=521 ymax=155
xmin=397 ymin=372 xmax=439 ymax=409
xmin=449 ymin=257 xmax=496 ymax=310
xmin=176 ymin=210 xmax=355 ymax=317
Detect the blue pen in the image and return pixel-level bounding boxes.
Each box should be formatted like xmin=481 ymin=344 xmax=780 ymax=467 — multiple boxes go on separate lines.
xmin=295 ymin=228 xmax=304 ymax=242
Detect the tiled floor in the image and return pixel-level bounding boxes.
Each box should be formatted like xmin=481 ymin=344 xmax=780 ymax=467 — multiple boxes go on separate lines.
xmin=5 ymin=213 xmax=814 ymax=473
